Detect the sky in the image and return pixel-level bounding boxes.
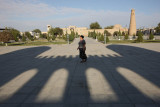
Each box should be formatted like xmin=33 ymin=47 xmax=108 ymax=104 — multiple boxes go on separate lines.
xmin=0 ymin=0 xmax=160 ymax=32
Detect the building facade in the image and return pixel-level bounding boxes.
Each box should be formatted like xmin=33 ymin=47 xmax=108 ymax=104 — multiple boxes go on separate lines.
xmin=44 ymin=24 xmax=128 ymax=36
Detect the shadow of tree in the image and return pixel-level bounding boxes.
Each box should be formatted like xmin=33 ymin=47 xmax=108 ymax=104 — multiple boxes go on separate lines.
xmin=0 ymin=45 xmax=160 ymax=106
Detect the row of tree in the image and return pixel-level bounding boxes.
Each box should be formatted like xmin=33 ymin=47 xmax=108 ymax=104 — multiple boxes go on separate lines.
xmin=0 ymin=28 xmax=46 ymax=44
xmin=47 ymin=27 xmax=78 ymax=42
xmin=0 ymin=27 xmax=79 ymax=45
xmin=88 ymin=30 xmax=111 ymax=43
xmin=90 ymin=22 xmax=160 ymax=35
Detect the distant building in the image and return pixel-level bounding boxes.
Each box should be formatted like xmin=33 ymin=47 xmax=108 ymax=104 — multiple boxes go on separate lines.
xmin=42 ymin=24 xmax=128 ymax=36
xmin=47 ymin=25 xmax=52 ymax=32
xmin=30 ymin=31 xmax=40 ymax=39
xmin=0 ymin=28 xmax=5 ymax=32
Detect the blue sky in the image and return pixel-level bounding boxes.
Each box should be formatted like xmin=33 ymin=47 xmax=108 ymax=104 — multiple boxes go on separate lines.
xmin=0 ymin=0 xmax=160 ymax=32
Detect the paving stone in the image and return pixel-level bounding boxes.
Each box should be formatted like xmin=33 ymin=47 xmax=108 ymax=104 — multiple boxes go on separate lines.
xmin=0 ymin=38 xmax=160 ymax=106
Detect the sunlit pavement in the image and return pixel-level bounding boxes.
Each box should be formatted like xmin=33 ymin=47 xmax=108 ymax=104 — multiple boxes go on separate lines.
xmin=0 ymin=37 xmax=160 ymax=107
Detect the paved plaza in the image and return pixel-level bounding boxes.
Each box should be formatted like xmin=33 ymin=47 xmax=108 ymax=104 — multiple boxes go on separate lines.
xmin=0 ymin=37 xmax=160 ymax=107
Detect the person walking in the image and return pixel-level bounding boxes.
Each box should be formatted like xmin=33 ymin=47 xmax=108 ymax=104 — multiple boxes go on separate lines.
xmin=77 ymin=35 xmax=87 ymax=63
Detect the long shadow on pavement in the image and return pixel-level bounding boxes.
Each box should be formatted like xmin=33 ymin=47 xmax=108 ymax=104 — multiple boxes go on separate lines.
xmin=0 ymin=45 xmax=160 ymax=107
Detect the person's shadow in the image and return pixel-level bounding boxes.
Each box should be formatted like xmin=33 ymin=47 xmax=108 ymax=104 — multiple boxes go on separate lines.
xmin=0 ymin=45 xmax=160 ymax=106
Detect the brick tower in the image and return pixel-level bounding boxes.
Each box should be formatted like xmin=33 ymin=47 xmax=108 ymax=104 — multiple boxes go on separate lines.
xmin=129 ymin=9 xmax=136 ymax=36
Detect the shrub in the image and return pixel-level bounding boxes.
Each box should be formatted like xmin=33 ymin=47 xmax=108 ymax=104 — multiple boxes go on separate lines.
xmin=47 ymin=34 xmax=51 ymax=41
xmin=136 ymin=32 xmax=143 ymax=42
xmin=104 ymin=30 xmax=111 ymax=36
xmin=10 ymin=28 xmax=20 ymax=42
xmin=0 ymin=30 xmax=14 ymax=43
xmin=149 ymin=33 xmax=154 ymax=40
xmin=69 ymin=31 xmax=75 ymax=41
xmin=106 ymin=36 xmax=110 ymax=43
xmin=25 ymin=32 xmax=34 ymax=41
xmin=22 ymin=34 xmax=26 ymax=42
xmin=124 ymin=34 xmax=129 ymax=40
xmin=62 ymin=34 xmax=67 ymax=41
xmin=98 ymin=33 xmax=104 ymax=41
xmin=51 ymin=35 xmax=56 ymax=40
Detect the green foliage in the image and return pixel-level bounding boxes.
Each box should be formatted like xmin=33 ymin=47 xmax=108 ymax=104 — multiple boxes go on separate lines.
xmin=124 ymin=33 xmax=129 ymax=40
xmin=104 ymin=25 xmax=113 ymax=29
xmin=48 ymin=27 xmax=63 ymax=41
xmin=40 ymin=33 xmax=47 ymax=38
xmin=10 ymin=28 xmax=20 ymax=42
xmin=155 ymin=23 xmax=160 ymax=34
xmin=69 ymin=31 xmax=75 ymax=41
xmin=88 ymin=31 xmax=92 ymax=37
xmin=106 ymin=36 xmax=110 ymax=43
xmin=98 ymin=33 xmax=104 ymax=41
xmin=136 ymin=31 xmax=143 ymax=42
xmin=22 ymin=34 xmax=26 ymax=42
xmin=51 ymin=35 xmax=56 ymax=40
xmin=92 ymin=30 xmax=97 ymax=39
xmin=118 ymin=30 xmax=122 ymax=36
xmin=75 ymin=32 xmax=79 ymax=38
xmin=25 ymin=32 xmax=33 ymax=41
xmin=149 ymin=33 xmax=154 ymax=40
xmin=62 ymin=34 xmax=67 ymax=41
xmin=47 ymin=34 xmax=51 ymax=41
xmin=104 ymin=30 xmax=111 ymax=36
xmin=32 ymin=29 xmax=41 ymax=34
xmin=122 ymin=32 xmax=125 ymax=36
xmin=0 ymin=30 xmax=14 ymax=43
xmin=90 ymin=22 xmax=102 ymax=29
xmin=48 ymin=27 xmax=63 ymax=36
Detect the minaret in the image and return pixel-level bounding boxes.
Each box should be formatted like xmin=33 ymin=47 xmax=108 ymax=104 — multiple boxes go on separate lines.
xmin=129 ymin=9 xmax=136 ymax=36
xmin=47 ymin=25 xmax=52 ymax=32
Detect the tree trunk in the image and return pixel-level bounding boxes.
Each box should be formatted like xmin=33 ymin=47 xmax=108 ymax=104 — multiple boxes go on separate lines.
xmin=5 ymin=43 xmax=8 ymax=46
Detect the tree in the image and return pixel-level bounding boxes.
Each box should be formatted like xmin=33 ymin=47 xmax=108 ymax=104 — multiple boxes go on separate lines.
xmin=98 ymin=33 xmax=104 ymax=41
xmin=75 ymin=32 xmax=79 ymax=38
xmin=124 ymin=34 xmax=129 ymax=40
xmin=22 ymin=34 xmax=26 ymax=42
xmin=0 ymin=30 xmax=14 ymax=46
xmin=25 ymin=32 xmax=33 ymax=41
xmin=48 ymin=27 xmax=63 ymax=38
xmin=90 ymin=22 xmax=102 ymax=29
xmin=53 ymin=27 xmax=63 ymax=36
xmin=104 ymin=25 xmax=113 ymax=29
xmin=118 ymin=30 xmax=122 ymax=36
xmin=155 ymin=23 xmax=160 ymax=34
xmin=104 ymin=30 xmax=111 ymax=36
xmin=149 ymin=33 xmax=154 ymax=40
xmin=106 ymin=36 xmax=110 ymax=43
xmin=136 ymin=31 xmax=143 ymax=42
xmin=32 ymin=29 xmax=41 ymax=34
xmin=47 ymin=34 xmax=51 ymax=41
xmin=88 ymin=31 xmax=91 ymax=37
xmin=51 ymin=35 xmax=56 ymax=40
xmin=69 ymin=31 xmax=75 ymax=41
xmin=92 ymin=30 xmax=97 ymax=39
xmin=62 ymin=34 xmax=67 ymax=41
xmin=122 ymin=31 xmax=125 ymax=36
xmin=10 ymin=28 xmax=20 ymax=42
